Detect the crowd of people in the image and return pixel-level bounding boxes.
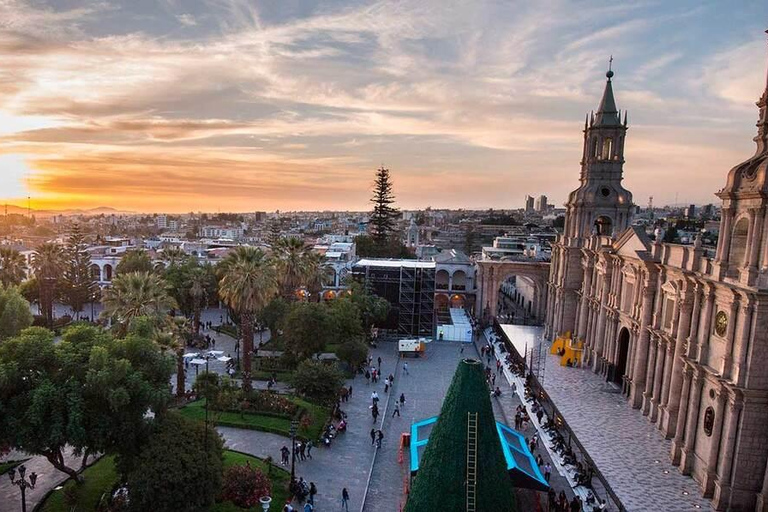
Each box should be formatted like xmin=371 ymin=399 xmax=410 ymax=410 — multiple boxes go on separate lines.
xmin=483 ymin=331 xmax=610 ymax=512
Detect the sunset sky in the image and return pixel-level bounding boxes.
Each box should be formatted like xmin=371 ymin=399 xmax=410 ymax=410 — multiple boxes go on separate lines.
xmin=0 ymin=0 xmax=767 ymax=213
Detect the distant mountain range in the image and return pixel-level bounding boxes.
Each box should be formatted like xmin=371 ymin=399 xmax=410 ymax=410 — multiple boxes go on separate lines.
xmin=0 ymin=205 xmax=135 ymax=217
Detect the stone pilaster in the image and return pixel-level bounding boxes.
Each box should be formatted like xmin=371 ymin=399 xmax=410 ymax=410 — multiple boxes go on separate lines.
xmin=680 ymin=367 xmax=704 ymax=475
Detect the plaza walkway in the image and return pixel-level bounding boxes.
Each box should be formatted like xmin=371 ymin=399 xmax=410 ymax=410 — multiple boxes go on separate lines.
xmin=219 ymin=344 xmax=401 ymax=512
xmin=363 ymin=340 xmax=573 ymax=512
xmin=0 ymin=448 xmax=99 ymax=511
xmin=495 ymin=325 xmax=713 ymax=511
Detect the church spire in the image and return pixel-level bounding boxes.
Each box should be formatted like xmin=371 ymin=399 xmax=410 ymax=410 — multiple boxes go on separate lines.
xmin=594 ymin=56 xmax=620 ymax=126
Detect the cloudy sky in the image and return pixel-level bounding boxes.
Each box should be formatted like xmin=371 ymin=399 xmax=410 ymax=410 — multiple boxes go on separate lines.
xmin=0 ymin=0 xmax=766 ymax=213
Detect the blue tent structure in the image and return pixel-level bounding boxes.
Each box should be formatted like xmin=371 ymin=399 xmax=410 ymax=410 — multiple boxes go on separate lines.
xmin=410 ymin=416 xmax=549 ymax=492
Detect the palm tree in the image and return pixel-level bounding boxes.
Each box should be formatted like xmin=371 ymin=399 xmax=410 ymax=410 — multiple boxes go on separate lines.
xmin=101 ymin=271 xmax=177 ymax=335
xmin=272 ymin=237 xmax=314 ymax=300
xmin=32 ymin=243 xmax=65 ymax=328
xmin=0 ymin=247 xmax=27 ymax=287
xmin=160 ymin=246 xmax=188 ymax=267
xmin=188 ymin=267 xmax=207 ymax=335
xmin=218 ymin=247 xmax=278 ymax=392
xmin=155 ymin=318 xmax=188 ymax=398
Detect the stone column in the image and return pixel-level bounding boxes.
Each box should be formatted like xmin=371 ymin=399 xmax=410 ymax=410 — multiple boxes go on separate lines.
xmin=671 ymin=365 xmax=693 ymax=464
xmin=698 ymin=286 xmax=715 ymax=363
xmin=475 ymin=265 xmax=484 ymax=319
xmin=704 ymin=389 xmax=728 ymax=497
xmin=659 ymin=338 xmax=675 ymax=413
xmin=713 ymin=392 xmax=744 ymax=509
xmin=577 ymin=268 xmax=592 ymax=339
xmin=686 ymin=283 xmax=702 ymax=358
xmin=720 ymin=296 xmax=739 ymax=379
xmin=748 ymin=208 xmax=764 ymax=268
xmin=680 ymin=367 xmax=704 ymax=475
xmin=716 ymin=208 xmax=732 ymax=262
xmin=593 ymin=277 xmax=610 ymax=369
xmin=756 ymin=454 xmax=768 ymax=511
xmin=642 ymin=335 xmax=658 ymax=415
xmin=731 ymin=294 xmax=753 ymax=387
xmin=649 ymin=339 xmax=666 ymax=422
xmin=664 ymin=294 xmax=694 ymax=437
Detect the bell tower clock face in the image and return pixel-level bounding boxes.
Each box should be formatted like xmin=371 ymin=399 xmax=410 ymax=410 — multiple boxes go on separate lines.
xmin=714 ymin=311 xmax=728 ymax=337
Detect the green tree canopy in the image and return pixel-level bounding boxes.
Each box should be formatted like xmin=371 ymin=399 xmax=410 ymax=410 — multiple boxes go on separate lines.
xmin=282 ymin=302 xmax=335 ymax=359
xmin=123 ymin=412 xmax=223 ymax=512
xmin=115 ymin=249 xmax=153 ymax=275
xmin=291 ymin=360 xmax=344 ymax=404
xmin=0 ymin=324 xmax=174 ymax=482
xmin=0 ymin=285 xmax=33 ymax=339
xmin=258 ymin=297 xmax=290 ymax=337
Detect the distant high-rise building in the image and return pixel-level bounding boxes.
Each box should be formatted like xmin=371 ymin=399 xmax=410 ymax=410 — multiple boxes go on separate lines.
xmin=686 ymin=204 xmax=696 ymax=219
xmin=534 ymin=195 xmax=548 ymax=212
xmin=702 ymin=204 xmax=714 ymax=217
xmin=525 ymin=195 xmax=535 ymax=212
xmin=156 ymin=214 xmax=167 ymax=229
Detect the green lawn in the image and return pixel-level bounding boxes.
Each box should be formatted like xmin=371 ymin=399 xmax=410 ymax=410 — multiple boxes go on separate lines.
xmin=0 ymin=459 xmax=26 ymax=476
xmin=39 ymin=451 xmax=290 ymax=512
xmin=40 ymin=455 xmax=118 ymax=512
xmin=178 ymin=398 xmax=329 ymax=441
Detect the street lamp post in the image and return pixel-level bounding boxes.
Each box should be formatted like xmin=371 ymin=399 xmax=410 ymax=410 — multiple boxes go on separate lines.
xmin=8 ymin=465 xmax=37 ymax=512
xmin=289 ymin=420 xmax=298 ymax=488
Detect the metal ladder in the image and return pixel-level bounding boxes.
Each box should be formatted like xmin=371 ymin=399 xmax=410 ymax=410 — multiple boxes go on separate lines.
xmin=466 ymin=412 xmax=478 ymax=512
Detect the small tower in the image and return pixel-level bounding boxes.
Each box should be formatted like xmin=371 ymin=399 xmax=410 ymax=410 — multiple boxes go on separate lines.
xmin=714 ymin=30 xmax=768 ymax=287
xmin=563 ymin=60 xmax=634 ymax=242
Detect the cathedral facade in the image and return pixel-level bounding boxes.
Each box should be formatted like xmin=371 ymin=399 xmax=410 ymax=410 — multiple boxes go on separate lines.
xmin=545 ymin=48 xmax=768 ymax=511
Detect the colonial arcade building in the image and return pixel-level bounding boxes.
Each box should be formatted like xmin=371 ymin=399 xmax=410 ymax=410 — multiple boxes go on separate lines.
xmin=545 ymin=51 xmax=768 ymax=511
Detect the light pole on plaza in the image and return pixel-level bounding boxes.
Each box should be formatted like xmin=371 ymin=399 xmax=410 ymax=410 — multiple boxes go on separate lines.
xmin=8 ymin=465 xmax=37 ymax=512
xmin=289 ymin=420 xmax=298 ymax=488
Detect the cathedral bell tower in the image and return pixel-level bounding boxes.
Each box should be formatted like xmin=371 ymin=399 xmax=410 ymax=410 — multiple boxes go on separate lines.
xmin=546 ymin=62 xmax=634 ymax=339
xmin=563 ymin=62 xmax=634 ymax=242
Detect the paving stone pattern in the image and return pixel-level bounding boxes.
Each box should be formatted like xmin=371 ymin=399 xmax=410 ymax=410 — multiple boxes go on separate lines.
xmin=512 ymin=326 xmax=713 ymax=512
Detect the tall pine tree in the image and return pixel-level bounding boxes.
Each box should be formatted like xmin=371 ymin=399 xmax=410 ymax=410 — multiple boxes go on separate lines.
xmin=369 ymin=167 xmax=399 ymax=248
xmin=62 ymin=223 xmax=96 ymax=319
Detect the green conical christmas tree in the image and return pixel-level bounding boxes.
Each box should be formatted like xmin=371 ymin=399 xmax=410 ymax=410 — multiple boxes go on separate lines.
xmin=405 ymin=358 xmax=517 ymax=511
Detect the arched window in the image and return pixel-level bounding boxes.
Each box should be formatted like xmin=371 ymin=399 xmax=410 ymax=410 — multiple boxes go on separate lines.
xmin=601 ymin=138 xmax=613 ymax=160
xmin=592 ymin=138 xmax=600 ymax=159
xmin=728 ymin=217 xmax=750 ymax=267
xmin=594 ymin=216 xmax=613 ymax=236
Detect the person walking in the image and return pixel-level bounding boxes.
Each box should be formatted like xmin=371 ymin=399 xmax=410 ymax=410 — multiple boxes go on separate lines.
xmin=370 ymin=428 xmax=376 ymax=445
xmin=384 ymin=377 xmax=389 ymax=393
xmin=403 ymin=362 xmax=409 ymax=375
xmin=365 ymin=370 xmax=370 ymax=384
xmin=372 ymin=391 xmax=379 ymax=405
xmin=372 ymin=404 xmax=379 ymax=422
xmin=306 ymin=439 xmax=313 ymax=459
xmin=399 ymin=393 xmax=406 ymax=408
xmin=341 ymin=488 xmax=350 ymax=512
xmin=377 ymin=356 xmax=382 ymax=369
xmin=544 ymin=463 xmax=552 ymax=482
xmin=392 ymin=402 xmax=400 ymax=417
xmin=376 ymin=429 xmax=384 ymax=448
xmin=309 ymin=482 xmax=317 ymax=505
xmin=281 ymin=446 xmax=290 ymax=466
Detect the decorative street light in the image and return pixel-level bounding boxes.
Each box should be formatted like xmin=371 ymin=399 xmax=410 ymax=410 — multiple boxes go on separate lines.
xmin=289 ymin=420 xmax=299 ymax=487
xmin=8 ymin=465 xmax=37 ymax=512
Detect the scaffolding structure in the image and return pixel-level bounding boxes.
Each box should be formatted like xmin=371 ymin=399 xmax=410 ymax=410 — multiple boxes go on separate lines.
xmin=352 ymin=259 xmax=435 ymax=338
xmin=398 ymin=265 xmax=435 ymax=337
